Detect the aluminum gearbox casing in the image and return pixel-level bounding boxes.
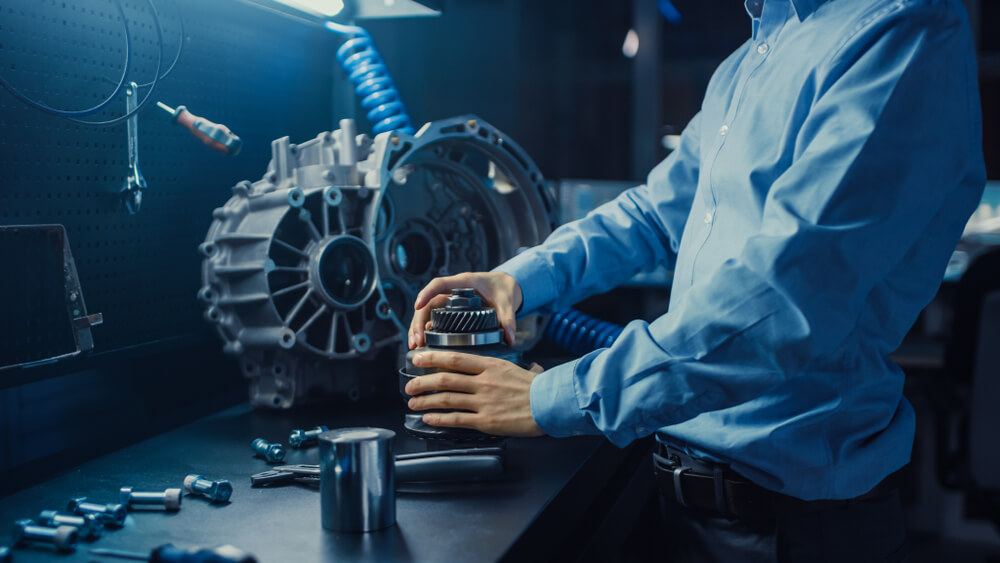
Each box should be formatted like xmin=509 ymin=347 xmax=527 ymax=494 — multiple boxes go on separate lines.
xmin=200 ymin=116 xmax=555 ymax=408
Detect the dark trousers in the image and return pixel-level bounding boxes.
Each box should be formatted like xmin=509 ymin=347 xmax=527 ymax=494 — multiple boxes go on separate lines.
xmin=659 ymin=489 xmax=909 ymax=562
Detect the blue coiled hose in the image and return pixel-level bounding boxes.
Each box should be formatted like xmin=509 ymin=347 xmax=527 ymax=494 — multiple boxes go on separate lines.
xmin=326 ymin=22 xmax=416 ymax=136
xmin=324 ymin=22 xmax=619 ymax=354
xmin=544 ymin=308 xmax=625 ymax=357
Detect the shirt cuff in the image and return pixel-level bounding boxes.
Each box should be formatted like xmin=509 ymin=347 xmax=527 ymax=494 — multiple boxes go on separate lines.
xmin=529 ymin=360 xmax=600 ymax=438
xmin=494 ymin=251 xmax=559 ymax=318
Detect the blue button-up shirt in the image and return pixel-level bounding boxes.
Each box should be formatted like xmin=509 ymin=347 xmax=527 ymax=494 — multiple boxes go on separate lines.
xmin=498 ymin=0 xmax=985 ymax=500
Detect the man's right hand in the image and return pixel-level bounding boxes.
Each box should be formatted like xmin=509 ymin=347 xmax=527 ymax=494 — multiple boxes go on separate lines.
xmin=409 ymin=272 xmax=523 ymax=350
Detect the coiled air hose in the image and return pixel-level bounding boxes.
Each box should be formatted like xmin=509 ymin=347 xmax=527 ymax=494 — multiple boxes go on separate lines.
xmin=543 ymin=308 xmax=625 ymax=356
xmin=325 ymin=21 xmax=622 ymax=355
xmin=326 ymin=21 xmax=416 ymax=135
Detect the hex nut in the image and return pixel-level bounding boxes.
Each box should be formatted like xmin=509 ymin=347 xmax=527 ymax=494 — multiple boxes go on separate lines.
xmin=213 ymin=481 xmax=233 ymax=502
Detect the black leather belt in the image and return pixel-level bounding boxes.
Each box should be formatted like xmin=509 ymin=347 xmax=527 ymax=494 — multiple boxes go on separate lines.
xmin=653 ymin=443 xmax=894 ymax=520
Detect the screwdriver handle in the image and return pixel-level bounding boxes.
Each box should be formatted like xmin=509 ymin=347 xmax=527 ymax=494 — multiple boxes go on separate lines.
xmin=160 ymin=104 xmax=242 ymax=156
xmin=152 ymin=544 xmax=257 ymax=563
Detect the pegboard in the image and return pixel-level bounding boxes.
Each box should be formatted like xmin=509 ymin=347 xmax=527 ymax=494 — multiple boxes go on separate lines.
xmin=0 ymin=0 xmax=336 ymax=366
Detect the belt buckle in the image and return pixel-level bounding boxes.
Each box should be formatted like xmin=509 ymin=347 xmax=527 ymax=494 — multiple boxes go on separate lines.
xmin=672 ymin=465 xmax=692 ymax=507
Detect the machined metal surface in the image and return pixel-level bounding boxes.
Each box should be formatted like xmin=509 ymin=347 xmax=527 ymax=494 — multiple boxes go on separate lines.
xmin=319 ymin=427 xmax=396 ymax=533
xmin=200 ymin=115 xmax=555 ymax=408
xmin=424 ymin=330 xmax=503 ymax=347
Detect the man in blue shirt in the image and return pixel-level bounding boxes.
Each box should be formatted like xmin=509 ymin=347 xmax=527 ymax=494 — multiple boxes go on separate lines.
xmin=405 ymin=0 xmax=985 ymax=558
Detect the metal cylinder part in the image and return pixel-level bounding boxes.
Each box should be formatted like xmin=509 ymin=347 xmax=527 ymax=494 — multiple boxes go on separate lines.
xmin=318 ymin=427 xmax=396 ymax=533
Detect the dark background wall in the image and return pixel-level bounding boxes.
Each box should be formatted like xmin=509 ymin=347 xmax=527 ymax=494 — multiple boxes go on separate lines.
xmin=0 ymin=0 xmax=996 ymax=496
xmin=0 ymin=0 xmax=337 ymax=493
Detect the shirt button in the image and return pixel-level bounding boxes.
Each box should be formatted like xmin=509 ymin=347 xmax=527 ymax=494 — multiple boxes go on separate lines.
xmin=704 ymin=212 xmax=713 ymax=223
xmin=757 ymin=43 xmax=769 ymax=54
xmin=718 ymin=124 xmax=729 ymax=136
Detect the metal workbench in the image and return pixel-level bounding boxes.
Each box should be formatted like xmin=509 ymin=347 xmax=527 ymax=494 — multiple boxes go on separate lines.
xmin=0 ymin=400 xmax=654 ymax=562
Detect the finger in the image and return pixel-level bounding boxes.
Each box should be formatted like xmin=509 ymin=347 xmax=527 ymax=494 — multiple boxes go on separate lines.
xmin=528 ymin=362 xmax=544 ymax=374
xmin=408 ymin=391 xmax=478 ymax=412
xmin=411 ymin=351 xmax=495 ymax=373
xmin=425 ymin=321 xmax=432 ymax=330
xmin=405 ymin=371 xmax=479 ymax=395
xmin=497 ymin=305 xmax=517 ymax=347
xmin=409 ymin=294 xmax=448 ymax=349
xmin=422 ymin=411 xmax=479 ymax=430
xmin=414 ymin=274 xmax=473 ymax=310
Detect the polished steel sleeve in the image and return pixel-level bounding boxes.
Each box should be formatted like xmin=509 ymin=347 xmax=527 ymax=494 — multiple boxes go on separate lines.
xmin=319 ymin=427 xmax=396 ymax=532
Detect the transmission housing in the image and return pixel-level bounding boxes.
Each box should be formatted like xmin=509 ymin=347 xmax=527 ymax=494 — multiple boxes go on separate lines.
xmin=199 ymin=116 xmax=555 ymax=408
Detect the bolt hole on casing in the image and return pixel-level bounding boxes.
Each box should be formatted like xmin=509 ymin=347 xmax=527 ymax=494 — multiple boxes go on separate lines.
xmin=200 ymin=116 xmax=555 ymax=408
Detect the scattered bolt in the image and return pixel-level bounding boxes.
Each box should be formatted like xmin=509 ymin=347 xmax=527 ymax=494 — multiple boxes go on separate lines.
xmin=11 ymin=519 xmax=78 ymax=552
xmin=67 ymin=498 xmax=126 ymax=528
xmin=183 ymin=474 xmax=233 ymax=503
xmin=289 ymin=426 xmax=329 ymax=448
xmin=252 ymin=438 xmax=285 ymax=463
xmin=119 ymin=487 xmax=183 ymax=512
xmin=37 ymin=511 xmax=102 ymax=541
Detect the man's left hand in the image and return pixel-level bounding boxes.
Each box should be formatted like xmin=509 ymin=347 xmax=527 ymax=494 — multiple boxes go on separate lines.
xmin=405 ymin=351 xmax=546 ymax=438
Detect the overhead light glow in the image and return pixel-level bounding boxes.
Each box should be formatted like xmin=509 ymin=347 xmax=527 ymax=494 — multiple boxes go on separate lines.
xmin=622 ymin=28 xmax=639 ymax=58
xmin=270 ymin=0 xmax=344 ymax=17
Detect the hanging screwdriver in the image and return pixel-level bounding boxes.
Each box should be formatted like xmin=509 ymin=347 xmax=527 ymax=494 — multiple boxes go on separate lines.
xmin=156 ymin=102 xmax=242 ymax=156
xmin=90 ymin=544 xmax=257 ymax=563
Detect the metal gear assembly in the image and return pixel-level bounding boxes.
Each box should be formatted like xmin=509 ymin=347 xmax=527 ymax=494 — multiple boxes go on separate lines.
xmin=200 ymin=116 xmax=555 ymax=408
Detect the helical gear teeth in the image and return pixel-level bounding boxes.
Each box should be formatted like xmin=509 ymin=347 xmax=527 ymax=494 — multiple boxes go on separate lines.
xmin=431 ymin=309 xmax=498 ymax=333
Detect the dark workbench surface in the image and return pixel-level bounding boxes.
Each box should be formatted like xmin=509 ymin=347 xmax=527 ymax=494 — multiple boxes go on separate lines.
xmin=0 ymin=400 xmax=646 ymax=562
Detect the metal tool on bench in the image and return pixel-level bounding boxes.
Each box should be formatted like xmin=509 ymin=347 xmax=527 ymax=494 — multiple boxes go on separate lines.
xmin=121 ymin=81 xmax=147 ymax=215
xmin=67 ymin=497 xmax=127 ymax=528
xmin=289 ymin=425 xmax=329 ymax=448
xmin=183 ymin=475 xmax=233 ymax=503
xmin=90 ymin=543 xmax=257 ymax=563
xmin=120 ymin=487 xmax=183 ymax=512
xmin=319 ymin=427 xmax=396 ymax=532
xmin=37 ymin=510 xmax=103 ymax=541
xmin=11 ymin=519 xmax=78 ymax=553
xmin=251 ymin=438 xmax=285 ymax=463
xmin=251 ymin=446 xmax=506 ymax=487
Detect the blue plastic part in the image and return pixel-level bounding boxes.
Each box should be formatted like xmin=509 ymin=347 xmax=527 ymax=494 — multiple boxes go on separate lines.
xmin=326 ymin=21 xmax=416 ymax=136
xmin=544 ymin=308 xmax=625 ymax=357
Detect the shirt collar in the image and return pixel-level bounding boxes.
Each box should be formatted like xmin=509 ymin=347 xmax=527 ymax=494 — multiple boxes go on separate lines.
xmin=788 ymin=0 xmax=828 ymax=20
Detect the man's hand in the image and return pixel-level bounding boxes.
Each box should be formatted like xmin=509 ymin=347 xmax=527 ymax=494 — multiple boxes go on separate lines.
xmin=404 ymin=351 xmax=545 ymax=437
xmin=409 ymin=272 xmax=523 ymax=350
